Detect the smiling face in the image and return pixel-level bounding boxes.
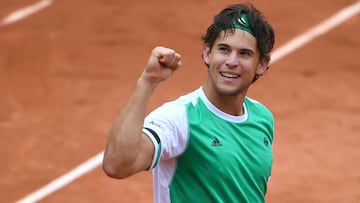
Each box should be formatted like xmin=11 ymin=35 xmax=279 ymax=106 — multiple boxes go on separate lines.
xmin=203 ymin=29 xmax=269 ymax=99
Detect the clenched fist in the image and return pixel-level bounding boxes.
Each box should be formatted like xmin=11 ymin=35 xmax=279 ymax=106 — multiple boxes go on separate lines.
xmin=141 ymin=46 xmax=182 ymax=85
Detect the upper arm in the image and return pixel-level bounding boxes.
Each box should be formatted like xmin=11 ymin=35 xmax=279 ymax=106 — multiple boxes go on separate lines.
xmin=131 ymin=132 xmax=155 ymax=174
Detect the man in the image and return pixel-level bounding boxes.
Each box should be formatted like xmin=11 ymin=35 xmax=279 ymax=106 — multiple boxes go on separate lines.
xmin=103 ymin=3 xmax=275 ymax=203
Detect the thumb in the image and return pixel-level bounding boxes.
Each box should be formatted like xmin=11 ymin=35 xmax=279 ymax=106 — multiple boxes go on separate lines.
xmin=158 ymin=52 xmax=182 ymax=69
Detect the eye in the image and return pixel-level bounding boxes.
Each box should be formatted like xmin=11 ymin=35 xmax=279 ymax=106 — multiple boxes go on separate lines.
xmin=218 ymin=46 xmax=230 ymax=53
xmin=239 ymin=50 xmax=252 ymax=57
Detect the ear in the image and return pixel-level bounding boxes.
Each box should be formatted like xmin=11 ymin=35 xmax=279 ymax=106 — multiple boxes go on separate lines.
xmin=256 ymin=58 xmax=270 ymax=76
xmin=202 ymin=45 xmax=211 ymax=65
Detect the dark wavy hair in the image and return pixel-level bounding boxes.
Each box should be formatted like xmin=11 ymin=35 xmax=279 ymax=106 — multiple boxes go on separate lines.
xmin=202 ymin=3 xmax=275 ymax=63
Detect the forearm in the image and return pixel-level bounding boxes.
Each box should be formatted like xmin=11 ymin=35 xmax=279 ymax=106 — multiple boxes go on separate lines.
xmin=103 ymin=78 xmax=157 ymax=178
xmin=103 ymin=46 xmax=181 ymax=179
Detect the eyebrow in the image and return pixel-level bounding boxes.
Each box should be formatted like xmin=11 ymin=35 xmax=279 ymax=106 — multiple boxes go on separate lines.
xmin=217 ymin=43 xmax=255 ymax=54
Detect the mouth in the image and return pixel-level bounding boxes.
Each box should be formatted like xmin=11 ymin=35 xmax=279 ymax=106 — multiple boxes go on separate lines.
xmin=220 ymin=72 xmax=240 ymax=79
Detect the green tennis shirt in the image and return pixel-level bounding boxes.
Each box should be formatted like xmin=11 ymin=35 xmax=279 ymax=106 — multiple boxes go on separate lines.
xmin=143 ymin=87 xmax=274 ymax=203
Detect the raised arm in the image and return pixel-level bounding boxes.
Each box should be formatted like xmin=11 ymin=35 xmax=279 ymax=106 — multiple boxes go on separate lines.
xmin=102 ymin=46 xmax=181 ymax=179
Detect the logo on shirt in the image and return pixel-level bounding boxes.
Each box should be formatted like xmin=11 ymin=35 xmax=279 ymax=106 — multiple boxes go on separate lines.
xmin=211 ymin=137 xmax=222 ymax=147
xmin=150 ymin=120 xmax=160 ymax=127
xmin=149 ymin=120 xmax=163 ymax=130
xmin=263 ymin=137 xmax=269 ymax=147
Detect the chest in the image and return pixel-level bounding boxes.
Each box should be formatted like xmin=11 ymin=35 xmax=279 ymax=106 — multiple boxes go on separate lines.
xmin=179 ymin=106 xmax=273 ymax=183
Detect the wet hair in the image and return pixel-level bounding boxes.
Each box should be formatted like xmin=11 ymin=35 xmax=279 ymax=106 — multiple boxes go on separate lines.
xmin=202 ymin=3 xmax=275 ymax=63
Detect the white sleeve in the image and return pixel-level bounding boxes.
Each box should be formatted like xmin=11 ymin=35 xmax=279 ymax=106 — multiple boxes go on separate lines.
xmin=143 ymin=101 xmax=189 ymax=169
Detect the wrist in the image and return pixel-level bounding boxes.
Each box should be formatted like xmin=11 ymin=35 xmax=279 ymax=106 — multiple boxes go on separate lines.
xmin=136 ymin=77 xmax=158 ymax=92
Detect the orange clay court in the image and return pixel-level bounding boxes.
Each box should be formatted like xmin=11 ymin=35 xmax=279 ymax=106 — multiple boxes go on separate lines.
xmin=0 ymin=0 xmax=359 ymax=202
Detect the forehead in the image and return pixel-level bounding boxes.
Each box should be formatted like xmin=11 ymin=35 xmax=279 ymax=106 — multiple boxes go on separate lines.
xmin=215 ymin=29 xmax=258 ymax=50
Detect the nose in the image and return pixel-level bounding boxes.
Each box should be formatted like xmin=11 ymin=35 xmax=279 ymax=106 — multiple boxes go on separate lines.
xmin=225 ymin=52 xmax=239 ymax=67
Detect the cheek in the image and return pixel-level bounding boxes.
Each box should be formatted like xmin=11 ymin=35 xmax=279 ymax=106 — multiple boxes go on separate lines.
xmin=239 ymin=60 xmax=255 ymax=71
xmin=209 ymin=54 xmax=227 ymax=66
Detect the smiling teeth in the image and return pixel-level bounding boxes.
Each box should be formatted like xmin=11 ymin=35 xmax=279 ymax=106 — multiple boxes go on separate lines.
xmin=221 ymin=72 xmax=239 ymax=78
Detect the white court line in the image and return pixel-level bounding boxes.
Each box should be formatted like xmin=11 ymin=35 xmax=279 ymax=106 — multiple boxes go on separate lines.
xmin=271 ymin=0 xmax=360 ymax=64
xmin=0 ymin=0 xmax=54 ymax=27
xmin=15 ymin=1 xmax=360 ymax=203
xmin=16 ymin=152 xmax=104 ymax=203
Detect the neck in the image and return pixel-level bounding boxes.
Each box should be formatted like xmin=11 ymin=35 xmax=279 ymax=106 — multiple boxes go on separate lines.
xmin=202 ymin=84 xmax=247 ymax=116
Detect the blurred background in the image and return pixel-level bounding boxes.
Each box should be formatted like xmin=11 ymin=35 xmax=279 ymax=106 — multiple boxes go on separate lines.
xmin=0 ymin=0 xmax=359 ymax=202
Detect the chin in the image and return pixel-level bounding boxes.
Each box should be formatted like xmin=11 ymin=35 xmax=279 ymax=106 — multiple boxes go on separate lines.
xmin=216 ymin=87 xmax=241 ymax=96
xmin=214 ymin=83 xmax=249 ymax=96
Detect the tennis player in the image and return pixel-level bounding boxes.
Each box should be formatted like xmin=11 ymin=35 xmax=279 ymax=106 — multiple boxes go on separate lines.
xmin=103 ymin=3 xmax=275 ymax=202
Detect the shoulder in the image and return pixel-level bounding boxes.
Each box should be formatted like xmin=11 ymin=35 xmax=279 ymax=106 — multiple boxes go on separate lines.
xmin=145 ymin=88 xmax=202 ymax=124
xmin=245 ymin=97 xmax=273 ymax=119
xmin=173 ymin=87 xmax=203 ymax=106
xmin=154 ymin=88 xmax=202 ymax=112
xmin=245 ymin=97 xmax=275 ymax=141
